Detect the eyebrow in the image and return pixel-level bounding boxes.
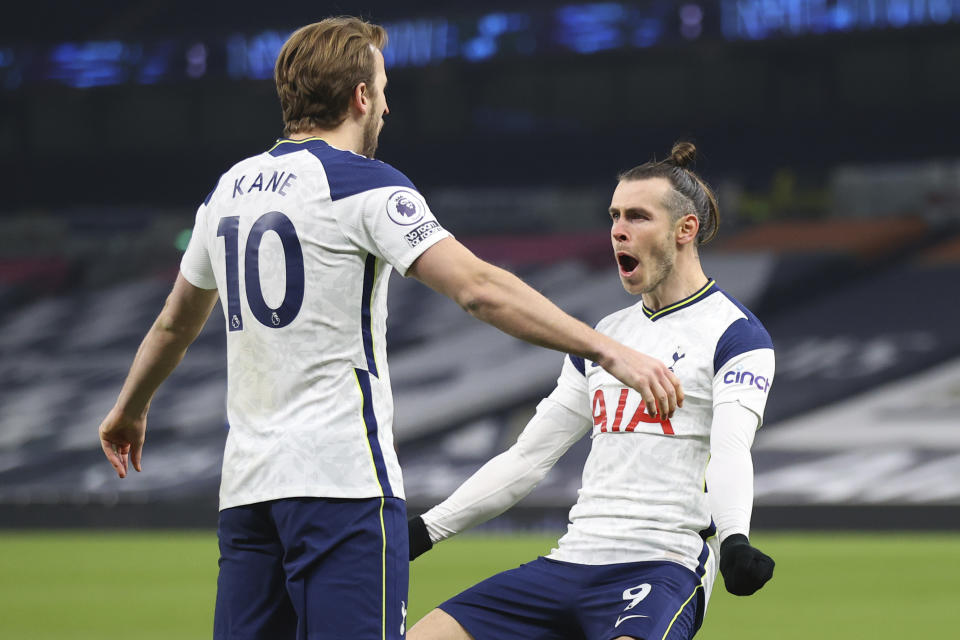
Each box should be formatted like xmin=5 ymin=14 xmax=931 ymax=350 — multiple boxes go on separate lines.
xmin=609 ymin=206 xmax=653 ymax=216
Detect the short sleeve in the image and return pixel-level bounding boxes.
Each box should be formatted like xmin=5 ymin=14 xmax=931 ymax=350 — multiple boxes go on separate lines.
xmin=712 ymin=313 xmax=775 ymax=424
xmin=713 ymin=348 xmax=775 ymax=426
xmin=546 ymin=354 xmax=591 ymax=421
xmin=180 ymin=203 xmax=218 ymax=290
xmin=335 ymin=181 xmax=450 ymax=276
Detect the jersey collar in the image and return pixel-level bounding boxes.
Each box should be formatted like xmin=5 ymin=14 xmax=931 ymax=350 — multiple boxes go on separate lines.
xmin=267 ymin=136 xmax=327 ymax=153
xmin=641 ymin=279 xmax=718 ymax=321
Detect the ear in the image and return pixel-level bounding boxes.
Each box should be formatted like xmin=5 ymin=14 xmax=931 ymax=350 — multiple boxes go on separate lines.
xmin=352 ymin=82 xmax=371 ymax=116
xmin=676 ymin=213 xmax=699 ymax=246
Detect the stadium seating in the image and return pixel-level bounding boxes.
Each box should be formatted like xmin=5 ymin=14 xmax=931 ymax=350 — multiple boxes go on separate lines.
xmin=2 ymin=220 xmax=958 ymax=525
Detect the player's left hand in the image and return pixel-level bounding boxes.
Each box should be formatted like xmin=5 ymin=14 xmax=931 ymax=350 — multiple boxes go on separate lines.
xmin=98 ymin=406 xmax=147 ymax=479
xmin=719 ymin=534 xmax=774 ymax=596
xmin=408 ymin=516 xmax=433 ymax=560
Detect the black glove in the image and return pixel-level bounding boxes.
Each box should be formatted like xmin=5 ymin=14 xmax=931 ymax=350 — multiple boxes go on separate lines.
xmin=408 ymin=516 xmax=433 ymax=561
xmin=719 ymin=534 xmax=775 ymax=596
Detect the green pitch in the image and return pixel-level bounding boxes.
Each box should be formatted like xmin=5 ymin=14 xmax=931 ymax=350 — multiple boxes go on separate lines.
xmin=0 ymin=531 xmax=956 ymax=639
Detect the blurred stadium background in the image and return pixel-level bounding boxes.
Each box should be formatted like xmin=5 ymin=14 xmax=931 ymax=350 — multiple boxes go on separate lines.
xmin=1 ymin=0 xmax=959 ymax=637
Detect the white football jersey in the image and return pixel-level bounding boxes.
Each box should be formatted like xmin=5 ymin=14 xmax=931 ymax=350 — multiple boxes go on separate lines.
xmin=546 ymin=280 xmax=775 ymax=581
xmin=180 ymin=137 xmax=450 ymax=509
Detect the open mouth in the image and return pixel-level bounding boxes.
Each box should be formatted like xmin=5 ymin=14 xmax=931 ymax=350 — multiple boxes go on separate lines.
xmin=617 ymin=252 xmax=639 ymax=274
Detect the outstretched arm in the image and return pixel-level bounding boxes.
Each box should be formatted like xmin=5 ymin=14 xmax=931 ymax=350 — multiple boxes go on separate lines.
xmin=408 ymin=238 xmax=682 ymax=418
xmin=409 ymin=397 xmax=591 ymax=559
xmin=98 ymin=274 xmax=219 ymax=478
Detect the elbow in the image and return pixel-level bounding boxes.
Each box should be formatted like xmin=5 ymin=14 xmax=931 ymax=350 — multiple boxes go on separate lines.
xmin=152 ymin=316 xmax=190 ymax=347
xmin=155 ymin=301 xmax=183 ymax=336
xmin=455 ymin=279 xmax=499 ymax=318
xmin=514 ymin=447 xmax=555 ymax=486
xmin=153 ymin=304 xmax=193 ymax=345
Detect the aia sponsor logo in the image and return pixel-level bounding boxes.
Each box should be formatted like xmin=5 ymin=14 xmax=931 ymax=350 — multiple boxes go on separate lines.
xmin=592 ymin=388 xmax=674 ymax=435
xmin=723 ymin=366 xmax=771 ymax=392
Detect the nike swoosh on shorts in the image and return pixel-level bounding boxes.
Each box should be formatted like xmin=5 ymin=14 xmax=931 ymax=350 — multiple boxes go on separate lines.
xmin=614 ymin=614 xmax=649 ymax=627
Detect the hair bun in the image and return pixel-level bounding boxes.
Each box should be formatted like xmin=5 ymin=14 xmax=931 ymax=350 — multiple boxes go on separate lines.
xmin=669 ymin=141 xmax=697 ymax=169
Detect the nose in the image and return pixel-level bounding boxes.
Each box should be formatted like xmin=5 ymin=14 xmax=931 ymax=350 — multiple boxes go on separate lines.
xmin=383 ymin=101 xmax=390 ymax=117
xmin=611 ymin=220 xmax=628 ymax=243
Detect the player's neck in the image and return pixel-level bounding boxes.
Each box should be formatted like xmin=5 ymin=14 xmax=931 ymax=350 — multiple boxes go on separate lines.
xmin=287 ymin=124 xmax=363 ymax=155
xmin=641 ymin=254 xmax=708 ymax=312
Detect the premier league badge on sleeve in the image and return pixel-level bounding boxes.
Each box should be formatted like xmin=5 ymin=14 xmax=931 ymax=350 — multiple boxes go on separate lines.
xmin=386 ymin=190 xmax=426 ymax=226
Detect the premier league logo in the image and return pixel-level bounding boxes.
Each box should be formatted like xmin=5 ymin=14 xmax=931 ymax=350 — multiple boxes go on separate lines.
xmin=386 ymin=190 xmax=426 ymax=226
xmin=396 ymin=197 xmax=416 ymax=218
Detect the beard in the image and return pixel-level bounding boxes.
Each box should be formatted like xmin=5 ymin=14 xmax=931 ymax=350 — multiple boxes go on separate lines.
xmin=360 ymin=112 xmax=381 ymax=158
xmin=638 ymin=233 xmax=677 ymax=294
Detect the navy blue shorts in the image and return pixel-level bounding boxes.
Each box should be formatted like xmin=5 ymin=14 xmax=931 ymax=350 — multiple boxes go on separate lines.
xmin=214 ymin=496 xmax=408 ymax=640
xmin=439 ymin=556 xmax=703 ymax=640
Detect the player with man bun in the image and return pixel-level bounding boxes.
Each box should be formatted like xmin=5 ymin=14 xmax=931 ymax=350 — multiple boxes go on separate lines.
xmin=408 ymin=142 xmax=775 ymax=640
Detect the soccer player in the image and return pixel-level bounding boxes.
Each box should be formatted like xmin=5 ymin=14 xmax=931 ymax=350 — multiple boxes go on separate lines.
xmin=96 ymin=17 xmax=683 ymax=640
xmin=407 ymin=142 xmax=776 ymax=640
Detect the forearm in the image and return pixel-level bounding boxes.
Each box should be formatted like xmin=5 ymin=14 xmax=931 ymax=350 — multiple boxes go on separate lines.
xmin=706 ymin=402 xmax=759 ymax=543
xmin=423 ymin=398 xmax=589 ymax=543
xmin=423 ymin=448 xmax=548 ymax=543
xmin=114 ymin=275 xmax=217 ymax=417
xmin=115 ymin=322 xmax=195 ymax=416
xmin=458 ymin=264 xmax=618 ymax=366
xmin=410 ymin=239 xmax=616 ymax=365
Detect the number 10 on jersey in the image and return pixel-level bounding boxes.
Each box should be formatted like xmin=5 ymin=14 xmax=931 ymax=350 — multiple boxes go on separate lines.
xmin=217 ymin=212 xmax=305 ymax=331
